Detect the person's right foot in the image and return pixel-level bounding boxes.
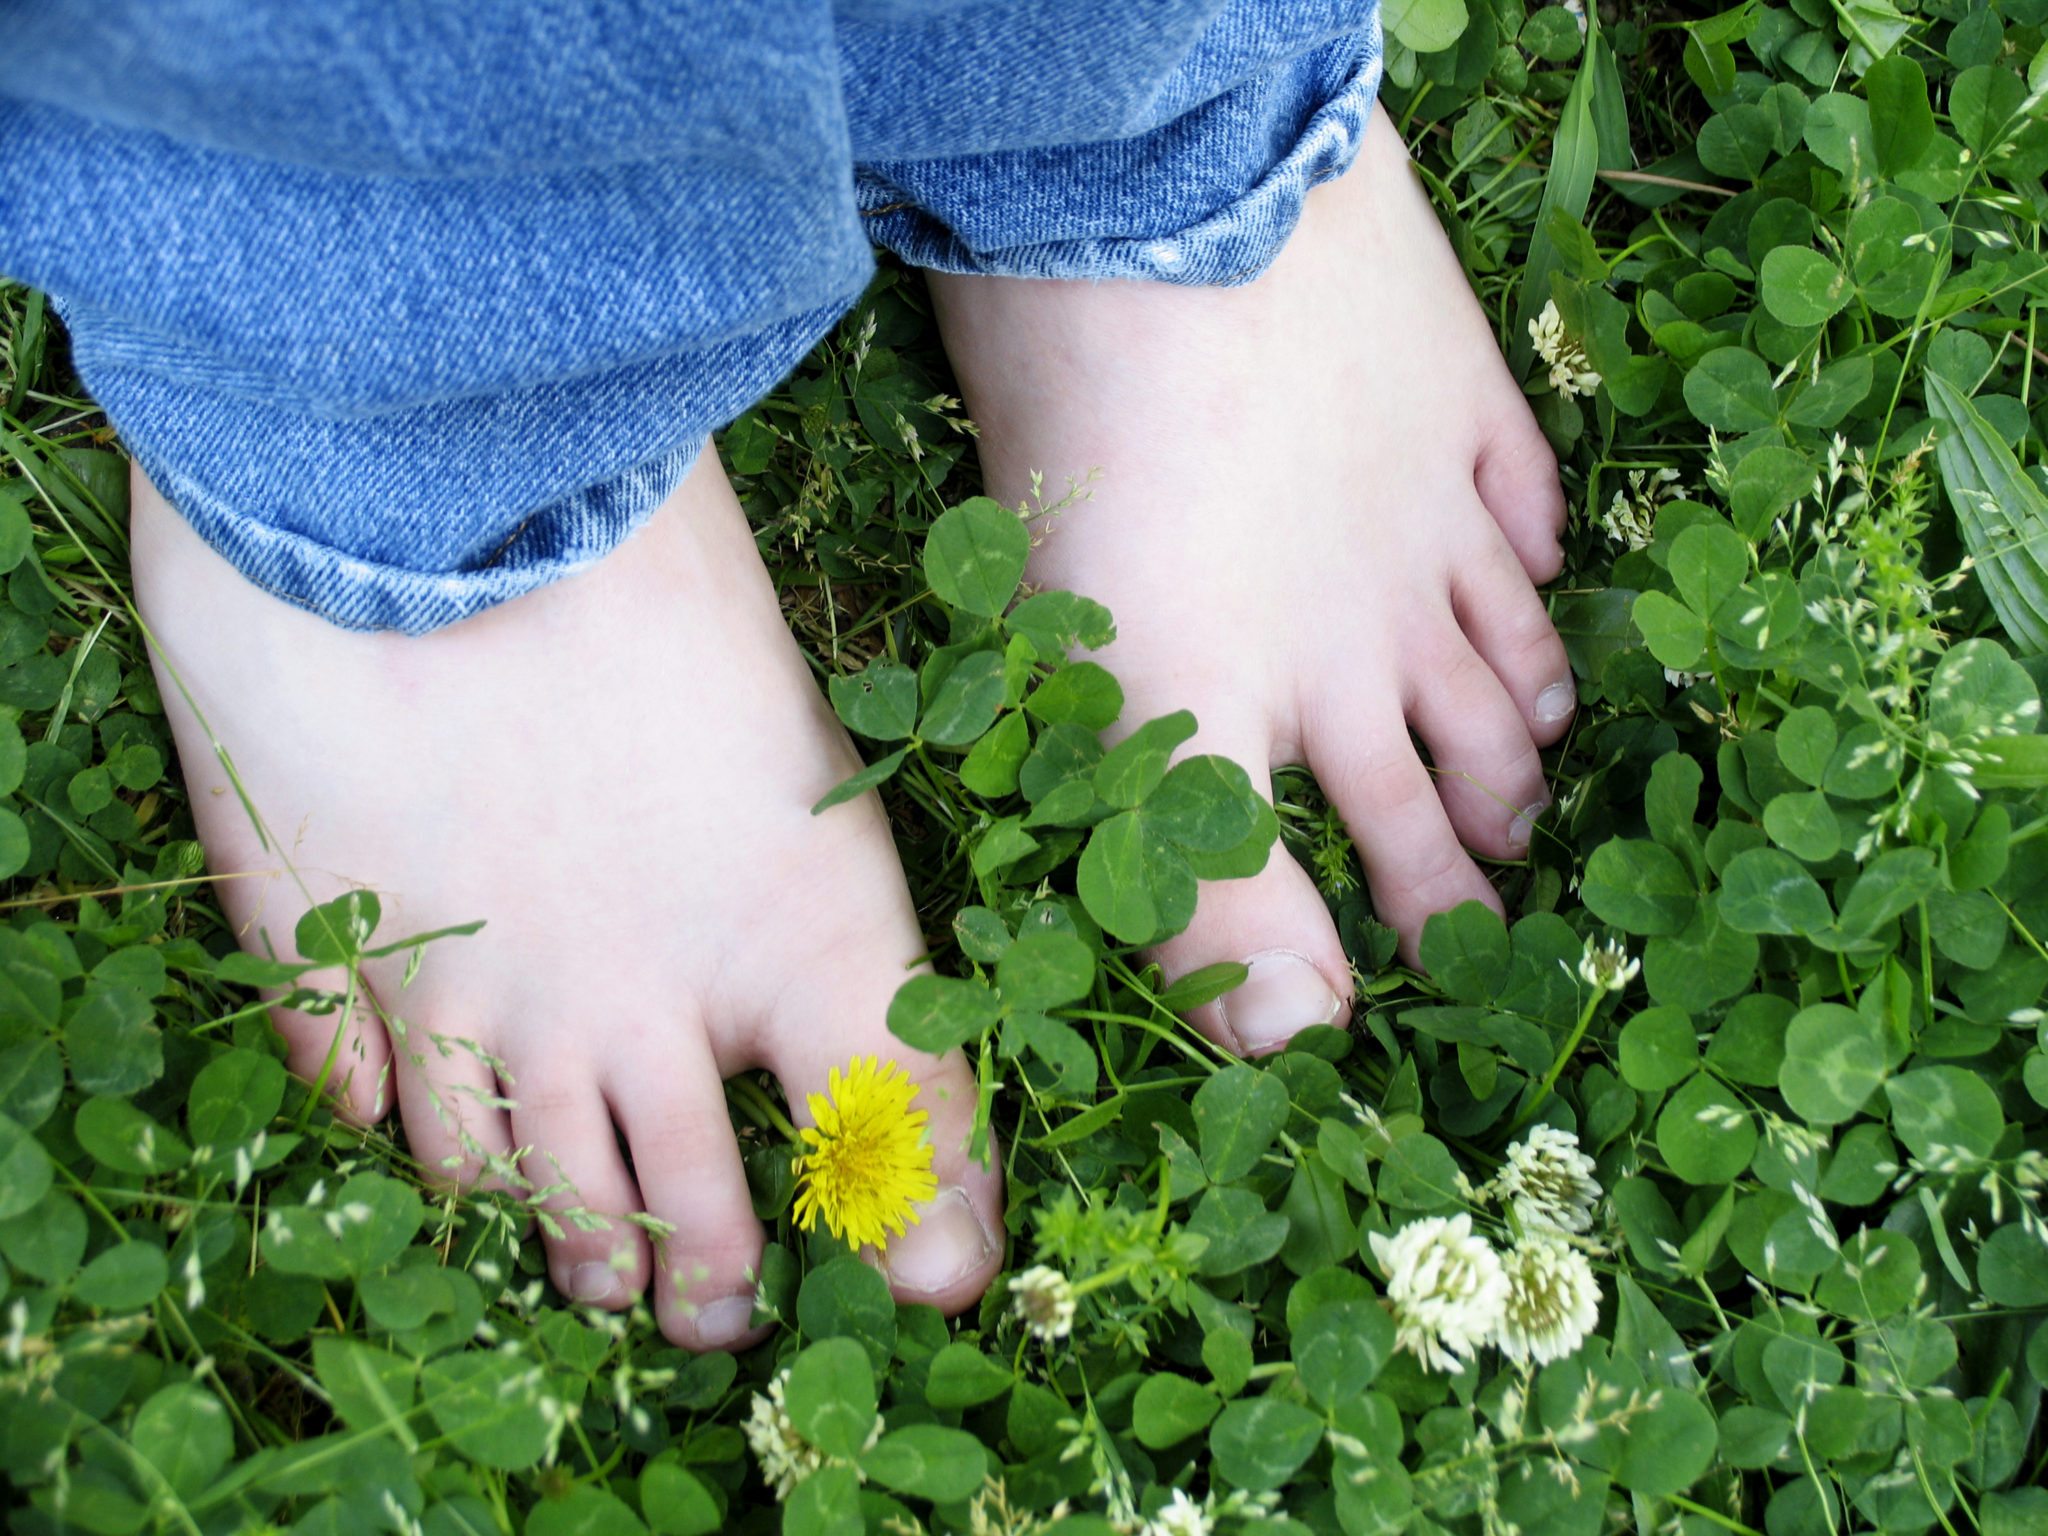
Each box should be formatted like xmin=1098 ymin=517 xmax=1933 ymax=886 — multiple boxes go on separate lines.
xmin=133 ymin=449 xmax=1006 ymax=1349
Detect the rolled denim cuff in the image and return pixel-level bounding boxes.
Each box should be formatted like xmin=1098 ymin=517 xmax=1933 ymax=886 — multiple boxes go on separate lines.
xmin=856 ymin=19 xmax=1382 ymax=289
xmin=67 ymin=293 xmax=858 ymax=634
xmin=140 ymin=440 xmax=694 ymax=636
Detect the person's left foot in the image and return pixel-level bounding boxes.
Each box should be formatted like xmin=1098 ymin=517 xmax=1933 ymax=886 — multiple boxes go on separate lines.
xmin=928 ymin=105 xmax=1575 ymax=1054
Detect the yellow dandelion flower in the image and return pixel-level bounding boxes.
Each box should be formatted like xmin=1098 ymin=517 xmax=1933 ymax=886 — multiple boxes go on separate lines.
xmin=792 ymin=1056 xmax=938 ymax=1252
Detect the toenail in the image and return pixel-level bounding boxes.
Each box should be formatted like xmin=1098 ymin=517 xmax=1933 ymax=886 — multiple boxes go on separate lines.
xmin=1508 ymin=799 xmax=1550 ymax=853
xmin=567 ymin=1262 xmax=621 ymax=1303
xmin=689 ymin=1293 xmax=757 ymax=1347
xmin=884 ymin=1186 xmax=996 ymax=1296
xmin=1535 ymin=681 xmax=1577 ymax=724
xmin=1218 ymin=950 xmax=1345 ymax=1055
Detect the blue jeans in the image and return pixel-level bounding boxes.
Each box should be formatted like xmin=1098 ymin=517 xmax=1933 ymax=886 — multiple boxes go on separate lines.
xmin=0 ymin=1 xmax=1382 ymax=633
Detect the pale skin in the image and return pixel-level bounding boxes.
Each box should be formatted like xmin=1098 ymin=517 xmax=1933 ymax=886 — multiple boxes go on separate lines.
xmin=133 ymin=107 xmax=1571 ymax=1350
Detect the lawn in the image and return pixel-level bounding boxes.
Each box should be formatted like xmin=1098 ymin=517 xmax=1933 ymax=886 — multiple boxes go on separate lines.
xmin=2 ymin=1 xmax=2047 ymax=1533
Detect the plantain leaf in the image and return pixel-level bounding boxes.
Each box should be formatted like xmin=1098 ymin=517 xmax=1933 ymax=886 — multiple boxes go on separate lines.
xmin=1927 ymin=371 xmax=2048 ymax=655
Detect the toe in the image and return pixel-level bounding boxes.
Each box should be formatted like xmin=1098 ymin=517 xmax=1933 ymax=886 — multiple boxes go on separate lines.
xmin=1158 ymin=871 xmax=1353 ymax=1058
xmin=764 ymin=941 xmax=1003 ymax=1314
xmin=1145 ymin=723 xmax=1351 ymax=1056
xmin=269 ymin=969 xmax=392 ymax=1123
xmin=1309 ymin=704 xmax=1502 ymax=964
xmin=392 ymin=1029 xmax=514 ymax=1191
xmin=509 ymin=1069 xmax=651 ymax=1309
xmin=1404 ymin=631 xmax=1551 ymax=862
xmin=608 ymin=1032 xmax=770 ymax=1352
xmin=1473 ymin=400 xmax=1567 ymax=583
xmin=1450 ymin=522 xmax=1578 ymax=746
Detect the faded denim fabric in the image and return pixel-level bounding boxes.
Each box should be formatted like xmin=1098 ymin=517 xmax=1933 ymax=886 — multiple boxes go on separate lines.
xmin=0 ymin=0 xmax=1380 ymax=633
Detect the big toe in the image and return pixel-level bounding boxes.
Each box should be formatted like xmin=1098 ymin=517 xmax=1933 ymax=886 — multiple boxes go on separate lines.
xmin=1107 ymin=708 xmax=1349 ymax=1055
xmin=764 ymin=937 xmax=1004 ymax=1314
xmin=1084 ymin=697 xmax=1355 ymax=1055
xmin=1154 ymin=853 xmax=1353 ymax=1058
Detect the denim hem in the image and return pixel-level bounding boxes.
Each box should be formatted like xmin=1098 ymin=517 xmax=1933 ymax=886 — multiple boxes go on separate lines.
xmin=856 ymin=27 xmax=1382 ymax=289
xmin=72 ymin=280 xmax=863 ymax=635
xmin=147 ymin=441 xmax=700 ymax=634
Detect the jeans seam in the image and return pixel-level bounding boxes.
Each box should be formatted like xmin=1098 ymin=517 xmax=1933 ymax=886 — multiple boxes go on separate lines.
xmin=477 ymin=510 xmax=541 ymax=571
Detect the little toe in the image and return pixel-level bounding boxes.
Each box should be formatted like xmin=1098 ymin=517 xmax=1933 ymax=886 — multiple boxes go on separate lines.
xmin=392 ymin=1034 xmax=514 ymax=1192
xmin=767 ymin=953 xmax=1003 ymax=1313
xmin=510 ymin=1073 xmax=651 ymax=1309
xmin=1450 ymin=524 xmax=1578 ymax=746
xmin=1405 ymin=635 xmax=1551 ymax=861
xmin=1473 ymin=397 xmax=1568 ymax=583
xmin=1311 ymin=706 xmax=1503 ymax=963
xmin=1153 ymin=849 xmax=1352 ymax=1058
xmin=269 ymin=969 xmax=393 ymax=1123
xmin=609 ymin=1035 xmax=770 ymax=1352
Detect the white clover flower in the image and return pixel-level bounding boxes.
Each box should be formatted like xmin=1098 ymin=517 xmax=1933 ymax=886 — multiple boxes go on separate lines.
xmin=1492 ymin=1124 xmax=1603 ymax=1235
xmin=1599 ymin=467 xmax=1685 ymax=551
xmin=1576 ymin=936 xmax=1639 ymax=995
xmin=1009 ymin=1265 xmax=1077 ymax=1343
xmin=1601 ymin=488 xmax=1655 ymax=552
xmin=1528 ymin=300 xmax=1602 ymax=399
xmin=1370 ymin=1213 xmax=1509 ymax=1374
xmin=743 ymin=1366 xmax=882 ymax=1501
xmin=1664 ymin=667 xmax=1707 ymax=690
xmin=968 ymin=1482 xmax=1071 ymax=1536
xmin=1141 ymin=1488 xmax=1214 ymax=1536
xmin=1493 ymin=1233 xmax=1602 ymax=1366
xmin=743 ymin=1370 xmax=821 ymax=1501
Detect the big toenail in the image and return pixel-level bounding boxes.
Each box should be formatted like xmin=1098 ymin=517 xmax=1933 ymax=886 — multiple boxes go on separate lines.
xmin=568 ymin=1262 xmax=621 ymax=1303
xmin=1218 ymin=950 xmax=1345 ymax=1055
xmin=1508 ymin=800 xmax=1550 ymax=852
xmin=1536 ymin=681 xmax=1577 ymax=724
xmin=884 ymin=1187 xmax=995 ymax=1296
xmin=690 ymin=1293 xmax=757 ymax=1347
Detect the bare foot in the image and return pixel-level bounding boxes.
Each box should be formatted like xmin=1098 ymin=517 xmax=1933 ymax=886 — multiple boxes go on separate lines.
xmin=929 ymin=106 xmax=1574 ymax=1052
xmin=133 ymin=451 xmax=1004 ymax=1347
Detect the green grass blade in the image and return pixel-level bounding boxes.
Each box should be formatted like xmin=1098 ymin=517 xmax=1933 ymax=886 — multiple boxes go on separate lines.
xmin=1509 ymin=31 xmax=1607 ymax=372
xmin=1927 ymin=370 xmax=2048 ymax=655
